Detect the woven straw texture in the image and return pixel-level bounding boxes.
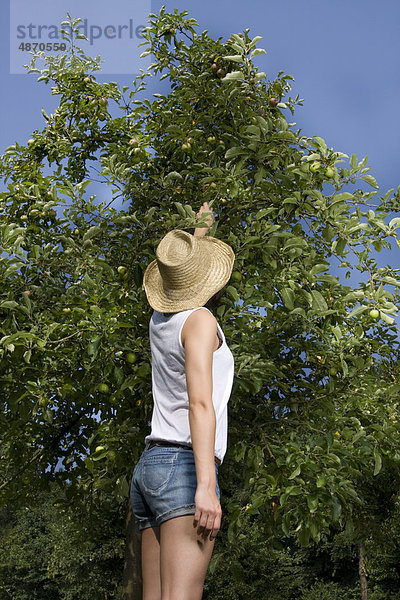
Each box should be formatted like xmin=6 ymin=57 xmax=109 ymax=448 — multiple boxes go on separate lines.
xmin=143 ymin=230 xmax=235 ymax=312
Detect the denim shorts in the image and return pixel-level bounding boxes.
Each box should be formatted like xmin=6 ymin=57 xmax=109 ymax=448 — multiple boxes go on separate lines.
xmin=130 ymin=443 xmax=220 ymax=531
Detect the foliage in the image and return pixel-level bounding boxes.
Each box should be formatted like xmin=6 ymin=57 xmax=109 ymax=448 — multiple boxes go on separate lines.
xmin=2 ymin=482 xmax=400 ymax=600
xmin=1 ymin=7 xmax=400 ymax=586
xmin=0 ymin=484 xmax=124 ymax=599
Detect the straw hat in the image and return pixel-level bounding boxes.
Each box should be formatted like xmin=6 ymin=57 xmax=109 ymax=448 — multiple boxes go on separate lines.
xmin=143 ymin=229 xmax=235 ymax=312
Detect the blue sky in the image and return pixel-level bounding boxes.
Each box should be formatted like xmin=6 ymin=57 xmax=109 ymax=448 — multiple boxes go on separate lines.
xmin=1 ymin=0 xmax=400 ymax=316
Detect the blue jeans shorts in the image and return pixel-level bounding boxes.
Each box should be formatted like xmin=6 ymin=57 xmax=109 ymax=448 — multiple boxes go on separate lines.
xmin=130 ymin=443 xmax=220 ymax=531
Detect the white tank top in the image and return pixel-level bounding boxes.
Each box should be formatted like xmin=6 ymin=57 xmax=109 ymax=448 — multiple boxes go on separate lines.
xmin=145 ymin=307 xmax=234 ymax=463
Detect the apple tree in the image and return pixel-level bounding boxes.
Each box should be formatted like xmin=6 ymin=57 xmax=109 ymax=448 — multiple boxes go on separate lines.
xmin=1 ymin=10 xmax=400 ymax=594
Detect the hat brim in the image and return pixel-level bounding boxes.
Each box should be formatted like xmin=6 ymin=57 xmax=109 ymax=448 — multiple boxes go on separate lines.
xmin=143 ymin=235 xmax=235 ymax=312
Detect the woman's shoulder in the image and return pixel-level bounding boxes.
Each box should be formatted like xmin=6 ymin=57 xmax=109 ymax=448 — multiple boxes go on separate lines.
xmin=187 ymin=306 xmax=217 ymax=323
xmin=181 ymin=307 xmax=217 ymax=336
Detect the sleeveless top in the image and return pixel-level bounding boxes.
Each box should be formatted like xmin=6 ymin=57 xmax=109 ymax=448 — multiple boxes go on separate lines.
xmin=144 ymin=307 xmax=235 ymax=463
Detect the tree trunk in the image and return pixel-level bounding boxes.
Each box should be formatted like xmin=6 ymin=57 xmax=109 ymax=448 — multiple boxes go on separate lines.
xmin=359 ymin=542 xmax=368 ymax=600
xmin=121 ymin=499 xmax=142 ymax=600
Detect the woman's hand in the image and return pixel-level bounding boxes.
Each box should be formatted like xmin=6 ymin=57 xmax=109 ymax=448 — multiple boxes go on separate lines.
xmin=193 ymin=485 xmax=222 ymax=541
xmin=194 ymin=201 xmax=215 ymax=237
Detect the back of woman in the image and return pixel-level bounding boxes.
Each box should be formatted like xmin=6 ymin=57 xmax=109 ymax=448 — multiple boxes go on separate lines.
xmin=129 ymin=203 xmax=235 ymax=600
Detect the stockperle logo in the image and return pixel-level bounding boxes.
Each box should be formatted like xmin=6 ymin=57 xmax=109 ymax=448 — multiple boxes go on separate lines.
xmin=10 ymin=0 xmax=151 ymax=75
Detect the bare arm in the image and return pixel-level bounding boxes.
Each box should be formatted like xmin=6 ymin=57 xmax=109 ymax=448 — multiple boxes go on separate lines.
xmin=193 ymin=201 xmax=214 ymax=237
xmin=181 ymin=308 xmax=221 ymax=540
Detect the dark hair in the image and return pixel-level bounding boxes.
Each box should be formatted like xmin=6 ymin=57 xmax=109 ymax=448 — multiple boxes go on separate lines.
xmin=162 ymin=288 xmax=224 ymax=318
xmin=203 ymin=288 xmax=223 ymax=312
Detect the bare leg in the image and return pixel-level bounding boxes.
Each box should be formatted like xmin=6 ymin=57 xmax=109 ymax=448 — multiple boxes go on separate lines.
xmin=142 ymin=526 xmax=161 ymax=600
xmin=160 ymin=515 xmax=215 ymax=600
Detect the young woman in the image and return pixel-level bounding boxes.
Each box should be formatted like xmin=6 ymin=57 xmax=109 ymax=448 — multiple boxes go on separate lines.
xmin=130 ymin=203 xmax=235 ymax=600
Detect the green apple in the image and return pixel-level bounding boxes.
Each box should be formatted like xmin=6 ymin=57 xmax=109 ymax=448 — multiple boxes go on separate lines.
xmin=62 ymin=307 xmax=71 ymax=313
xmin=98 ymin=383 xmax=109 ymax=393
xmin=217 ymin=69 xmax=226 ymax=78
xmin=62 ymin=383 xmax=74 ymax=393
xmin=126 ymin=352 xmax=137 ymax=364
xmin=27 ymin=138 xmax=35 ymax=145
xmin=326 ymin=167 xmax=335 ymax=178
xmin=134 ymin=147 xmax=141 ymax=154
xmin=117 ymin=265 xmax=127 ymax=276
xmin=310 ymin=161 xmax=321 ymax=173
xmin=329 ymin=367 xmax=337 ymax=376
xmin=231 ymin=271 xmax=242 ymax=283
xmin=269 ymin=97 xmax=278 ymax=107
xmin=95 ymin=445 xmax=105 ymax=452
xmin=369 ymin=309 xmax=379 ymax=319
xmin=129 ymin=138 xmax=138 ymax=146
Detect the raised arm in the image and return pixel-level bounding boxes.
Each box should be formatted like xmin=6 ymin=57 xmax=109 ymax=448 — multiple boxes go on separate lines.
xmin=181 ymin=308 xmax=222 ymax=541
xmin=194 ymin=201 xmax=215 ymax=237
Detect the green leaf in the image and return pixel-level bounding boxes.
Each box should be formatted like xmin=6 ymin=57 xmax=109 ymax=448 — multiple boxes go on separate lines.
xmin=0 ymin=301 xmax=19 ymax=309
xmin=174 ymin=202 xmax=186 ymax=217
xmin=335 ymin=238 xmax=347 ymax=255
xmin=249 ymin=35 xmax=264 ymax=48
xmin=225 ymin=146 xmax=244 ymax=159
xmin=87 ymin=336 xmax=102 ymax=358
xmin=348 ymin=304 xmax=368 ymax=318
xmin=340 ymin=355 xmax=349 ymax=377
xmin=255 ymin=115 xmax=269 ymax=134
xmin=307 ymin=494 xmax=318 ymax=513
xmin=221 ymin=71 xmax=244 ymax=81
xmin=298 ymin=525 xmax=311 ymax=547
xmin=23 ymin=349 xmax=32 ymax=364
xmin=221 ymin=55 xmax=243 ymax=63
xmin=380 ymin=312 xmax=395 ymax=325
xmin=331 ymin=192 xmax=354 ymax=203
xmin=250 ymin=48 xmax=267 ymax=58
xmin=288 ymin=464 xmax=301 ymax=479
xmin=309 ymin=519 xmax=321 ymax=543
xmin=226 ymin=285 xmax=239 ymax=302
xmin=282 ymin=514 xmax=291 ymax=535
xmin=311 ymin=290 xmax=328 ymax=311
xmin=83 ymin=225 xmax=101 ymax=242
xmin=362 ymin=174 xmax=378 ymax=188
xmin=373 ymin=450 xmax=382 ymax=475
xmin=256 ymin=208 xmax=270 ymax=220
xmin=116 ymin=475 xmax=129 ymax=498
xmin=309 ymin=263 xmax=329 ymax=276
xmin=330 ymin=496 xmax=342 ymax=520
xmin=83 ymin=273 xmax=96 ymax=288
xmin=280 ymin=288 xmax=295 ymax=310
